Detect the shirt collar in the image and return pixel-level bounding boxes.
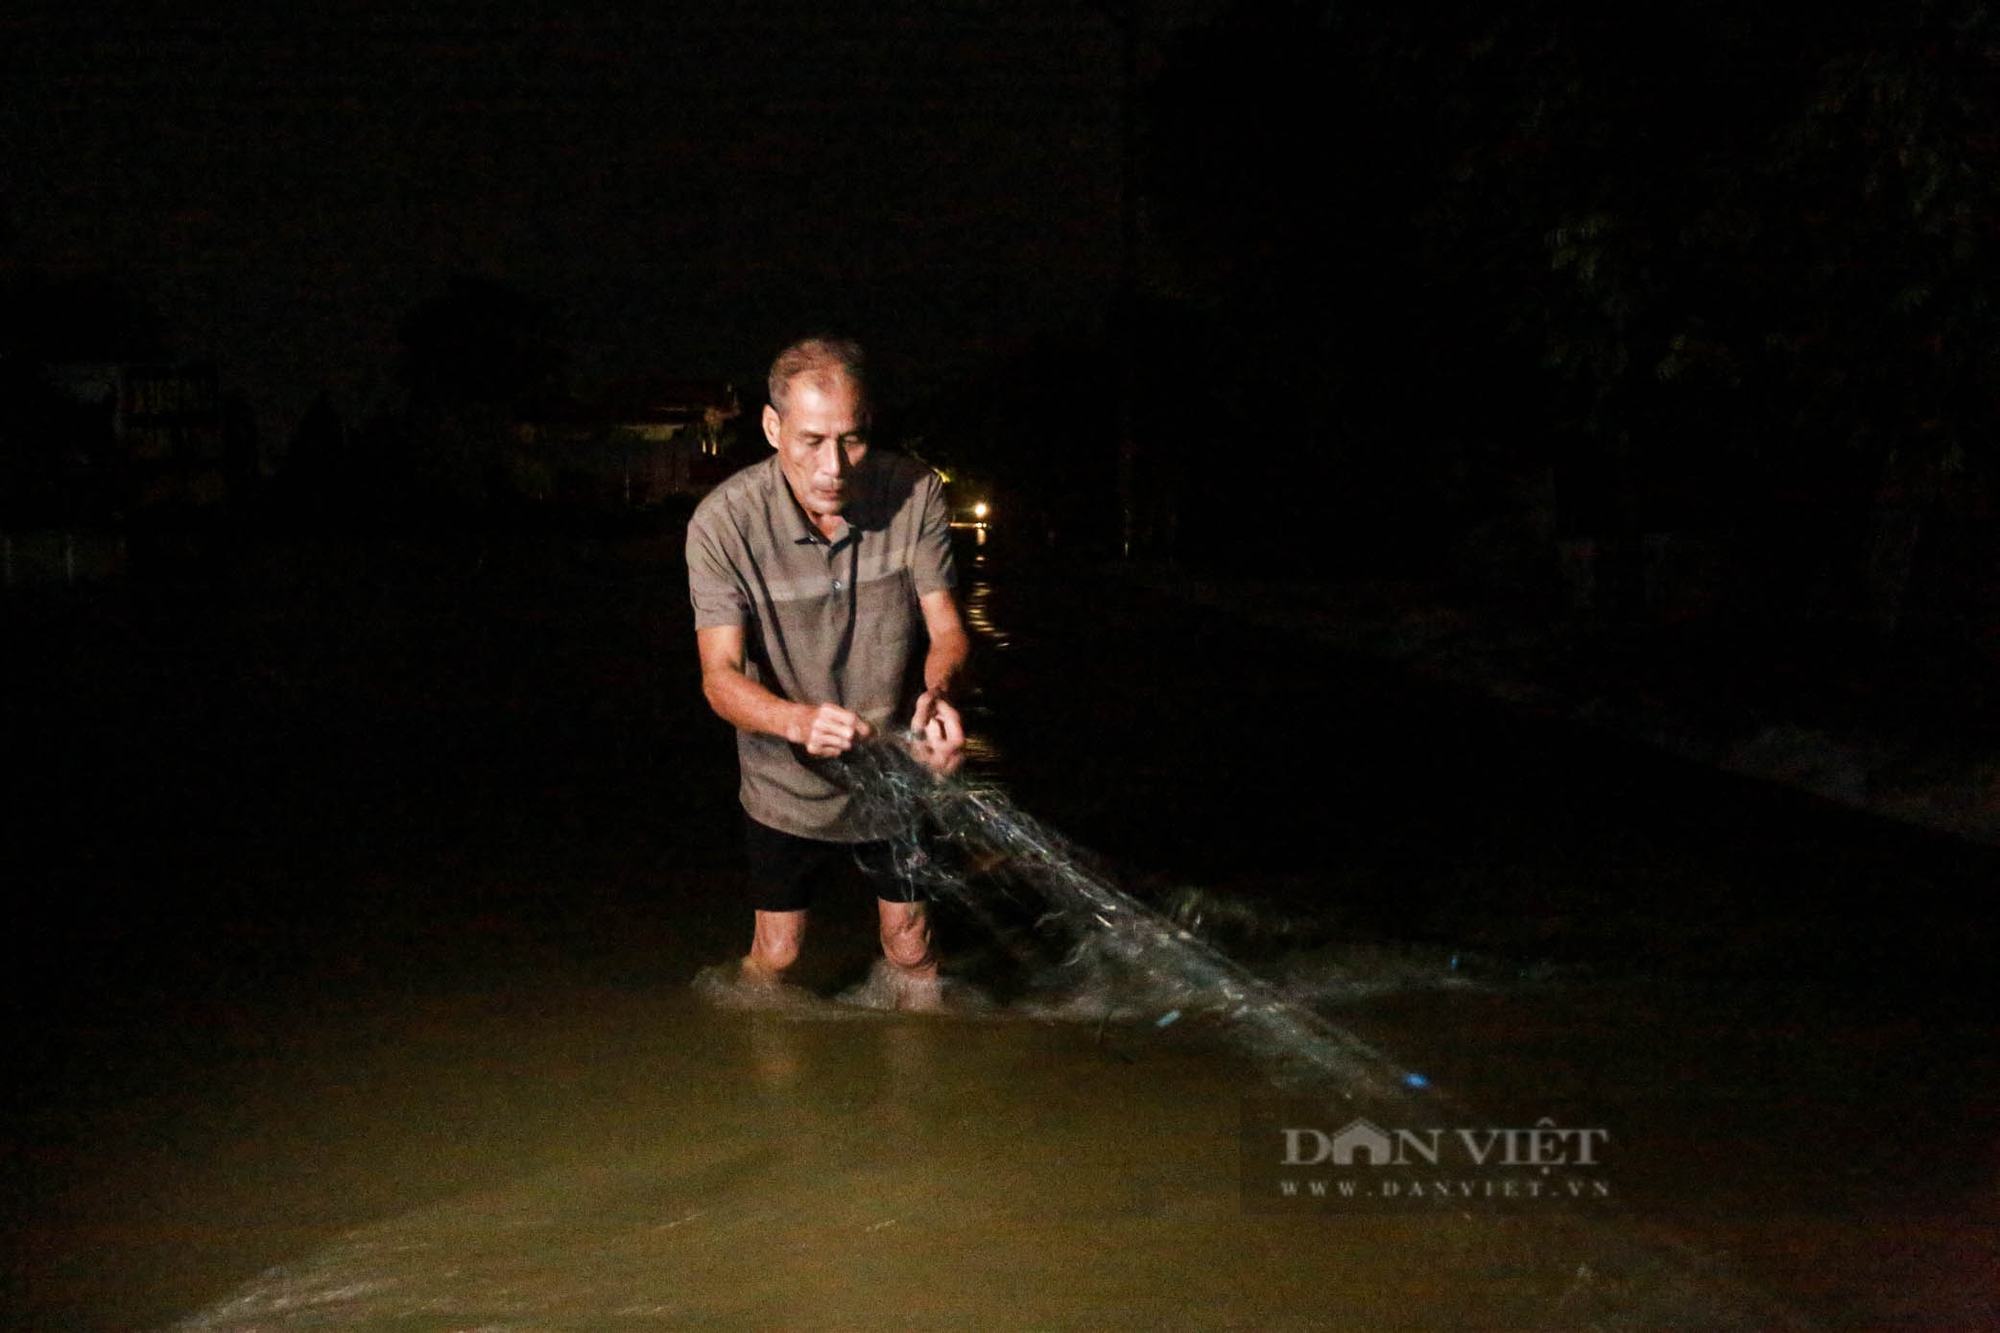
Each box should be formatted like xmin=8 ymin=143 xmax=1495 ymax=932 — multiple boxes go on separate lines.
xmin=769 ymin=454 xmax=876 ymax=547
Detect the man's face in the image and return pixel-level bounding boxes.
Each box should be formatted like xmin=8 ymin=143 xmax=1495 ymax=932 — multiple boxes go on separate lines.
xmin=763 ymin=372 xmax=868 ymax=525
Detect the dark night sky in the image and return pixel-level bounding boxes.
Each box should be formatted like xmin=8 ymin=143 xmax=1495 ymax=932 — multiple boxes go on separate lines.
xmin=3 ymin=0 xmax=1201 ymax=438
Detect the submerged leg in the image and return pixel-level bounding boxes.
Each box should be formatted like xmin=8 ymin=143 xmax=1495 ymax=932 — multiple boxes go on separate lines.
xmin=876 ymin=898 xmax=942 ymax=1010
xmin=744 ymin=908 xmax=807 ymax=983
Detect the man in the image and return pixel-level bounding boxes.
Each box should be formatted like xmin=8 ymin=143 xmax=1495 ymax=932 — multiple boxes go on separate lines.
xmin=686 ymin=337 xmax=968 ymax=1007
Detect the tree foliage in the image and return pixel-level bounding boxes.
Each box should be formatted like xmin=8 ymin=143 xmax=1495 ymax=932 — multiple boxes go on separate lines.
xmin=1144 ymin=0 xmax=2000 ymax=620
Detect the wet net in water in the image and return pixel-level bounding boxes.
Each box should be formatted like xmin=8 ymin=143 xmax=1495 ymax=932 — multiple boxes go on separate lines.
xmin=834 ymin=736 xmax=1428 ymax=1102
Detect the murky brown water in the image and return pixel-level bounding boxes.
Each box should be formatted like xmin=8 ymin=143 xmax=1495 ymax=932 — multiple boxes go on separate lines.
xmin=6 ymin=534 xmax=1996 ymax=1329
xmin=45 ymin=962 xmax=1982 ymax=1331
xmin=73 ymin=989 xmax=1730 ymax=1329
xmin=154 ymin=990 xmax=1515 ymax=1330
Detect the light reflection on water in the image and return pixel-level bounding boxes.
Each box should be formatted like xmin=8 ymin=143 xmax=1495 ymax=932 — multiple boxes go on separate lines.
xmin=961 ymin=559 xmax=1012 ymax=653
xmin=959 ymin=563 xmax=1008 ymax=771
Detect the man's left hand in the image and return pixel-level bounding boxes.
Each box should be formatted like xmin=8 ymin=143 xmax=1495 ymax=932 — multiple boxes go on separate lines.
xmin=908 ymin=691 xmax=965 ymax=776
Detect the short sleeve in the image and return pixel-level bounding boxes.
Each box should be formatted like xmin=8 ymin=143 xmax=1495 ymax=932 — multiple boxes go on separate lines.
xmin=686 ymin=506 xmax=751 ymax=629
xmin=911 ymin=470 xmax=957 ymax=596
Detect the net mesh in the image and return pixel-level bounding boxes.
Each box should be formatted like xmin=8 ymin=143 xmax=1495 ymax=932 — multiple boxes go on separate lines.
xmin=834 ymin=735 xmax=1428 ymax=1101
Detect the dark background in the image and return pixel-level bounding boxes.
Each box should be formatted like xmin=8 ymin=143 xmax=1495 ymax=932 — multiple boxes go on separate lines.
xmin=10 ymin=0 xmax=2000 ymax=655
xmin=2 ymin=0 xmax=1137 ymax=426
xmin=5 ymin=3 xmax=2000 ymax=1326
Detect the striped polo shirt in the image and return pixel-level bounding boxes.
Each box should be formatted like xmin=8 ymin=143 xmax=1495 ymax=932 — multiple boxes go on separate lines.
xmin=686 ymin=451 xmax=957 ymax=841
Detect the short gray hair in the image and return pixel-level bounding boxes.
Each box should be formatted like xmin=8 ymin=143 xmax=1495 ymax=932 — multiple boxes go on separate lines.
xmin=767 ymin=336 xmax=867 ymax=417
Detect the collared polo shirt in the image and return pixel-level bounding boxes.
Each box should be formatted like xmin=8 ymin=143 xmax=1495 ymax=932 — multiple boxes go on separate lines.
xmin=686 ymin=451 xmax=956 ymax=841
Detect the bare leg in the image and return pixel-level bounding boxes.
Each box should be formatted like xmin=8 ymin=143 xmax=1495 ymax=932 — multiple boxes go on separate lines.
xmin=876 ymin=899 xmax=941 ymax=1010
xmin=744 ymin=908 xmax=807 ymax=984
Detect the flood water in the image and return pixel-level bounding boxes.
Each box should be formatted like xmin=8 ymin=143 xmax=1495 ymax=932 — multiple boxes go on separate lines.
xmin=3 ymin=529 xmax=1994 ymax=1330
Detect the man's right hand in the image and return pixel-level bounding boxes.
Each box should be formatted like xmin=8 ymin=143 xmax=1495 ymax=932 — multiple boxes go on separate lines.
xmin=698 ymin=626 xmax=872 ymax=756
xmin=794 ymin=702 xmax=873 ymax=757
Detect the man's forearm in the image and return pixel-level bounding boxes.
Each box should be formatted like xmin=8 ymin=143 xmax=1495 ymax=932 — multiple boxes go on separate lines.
xmin=924 ymin=626 xmax=970 ymax=699
xmin=702 ymin=665 xmax=811 ymax=744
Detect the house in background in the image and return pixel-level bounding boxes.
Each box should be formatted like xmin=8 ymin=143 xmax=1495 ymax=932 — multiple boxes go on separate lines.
xmin=2 ymin=361 xmax=237 ymax=585
xmin=120 ymin=364 xmax=229 ymax=512
xmin=513 ymin=379 xmax=740 ymax=510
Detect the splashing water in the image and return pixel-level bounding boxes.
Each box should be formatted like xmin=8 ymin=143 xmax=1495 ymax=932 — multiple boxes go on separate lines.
xmin=833 ymin=736 xmax=1427 ymax=1102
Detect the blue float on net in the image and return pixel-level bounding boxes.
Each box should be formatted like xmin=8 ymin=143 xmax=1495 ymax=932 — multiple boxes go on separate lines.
xmin=1404 ymin=1072 xmax=1430 ymax=1089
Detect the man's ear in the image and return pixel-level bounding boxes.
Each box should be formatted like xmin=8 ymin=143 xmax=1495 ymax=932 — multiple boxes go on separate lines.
xmin=762 ymin=404 xmax=781 ymax=450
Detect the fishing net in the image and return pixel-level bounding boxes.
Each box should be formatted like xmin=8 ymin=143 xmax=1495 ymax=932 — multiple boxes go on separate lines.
xmin=832 ymin=735 xmax=1429 ymax=1102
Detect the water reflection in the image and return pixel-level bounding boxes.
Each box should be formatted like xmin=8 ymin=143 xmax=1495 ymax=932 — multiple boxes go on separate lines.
xmin=958 ymin=553 xmax=1008 ymax=769
xmin=961 ymin=557 xmax=1012 ymax=652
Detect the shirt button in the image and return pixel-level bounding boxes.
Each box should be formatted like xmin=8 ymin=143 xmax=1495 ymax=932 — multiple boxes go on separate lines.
xmin=832 ymin=579 xmax=844 ymax=590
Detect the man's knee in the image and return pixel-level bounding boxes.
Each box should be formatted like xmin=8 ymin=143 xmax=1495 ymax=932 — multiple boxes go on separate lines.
xmin=878 ymin=906 xmax=932 ymax=969
xmin=750 ymin=937 xmax=802 ymax=974
xmin=749 ymin=910 xmax=807 ymax=975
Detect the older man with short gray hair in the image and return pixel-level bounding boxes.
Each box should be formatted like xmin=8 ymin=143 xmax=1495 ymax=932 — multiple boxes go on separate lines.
xmin=687 ymin=337 xmax=968 ymax=1007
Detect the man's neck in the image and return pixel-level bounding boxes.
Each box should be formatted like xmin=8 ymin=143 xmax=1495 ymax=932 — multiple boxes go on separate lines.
xmin=780 ymin=455 xmax=871 ymax=542
xmin=779 ymin=469 xmax=849 ymax=543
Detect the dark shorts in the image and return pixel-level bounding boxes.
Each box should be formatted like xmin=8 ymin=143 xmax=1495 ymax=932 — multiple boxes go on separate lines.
xmin=742 ymin=814 xmax=921 ymax=913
